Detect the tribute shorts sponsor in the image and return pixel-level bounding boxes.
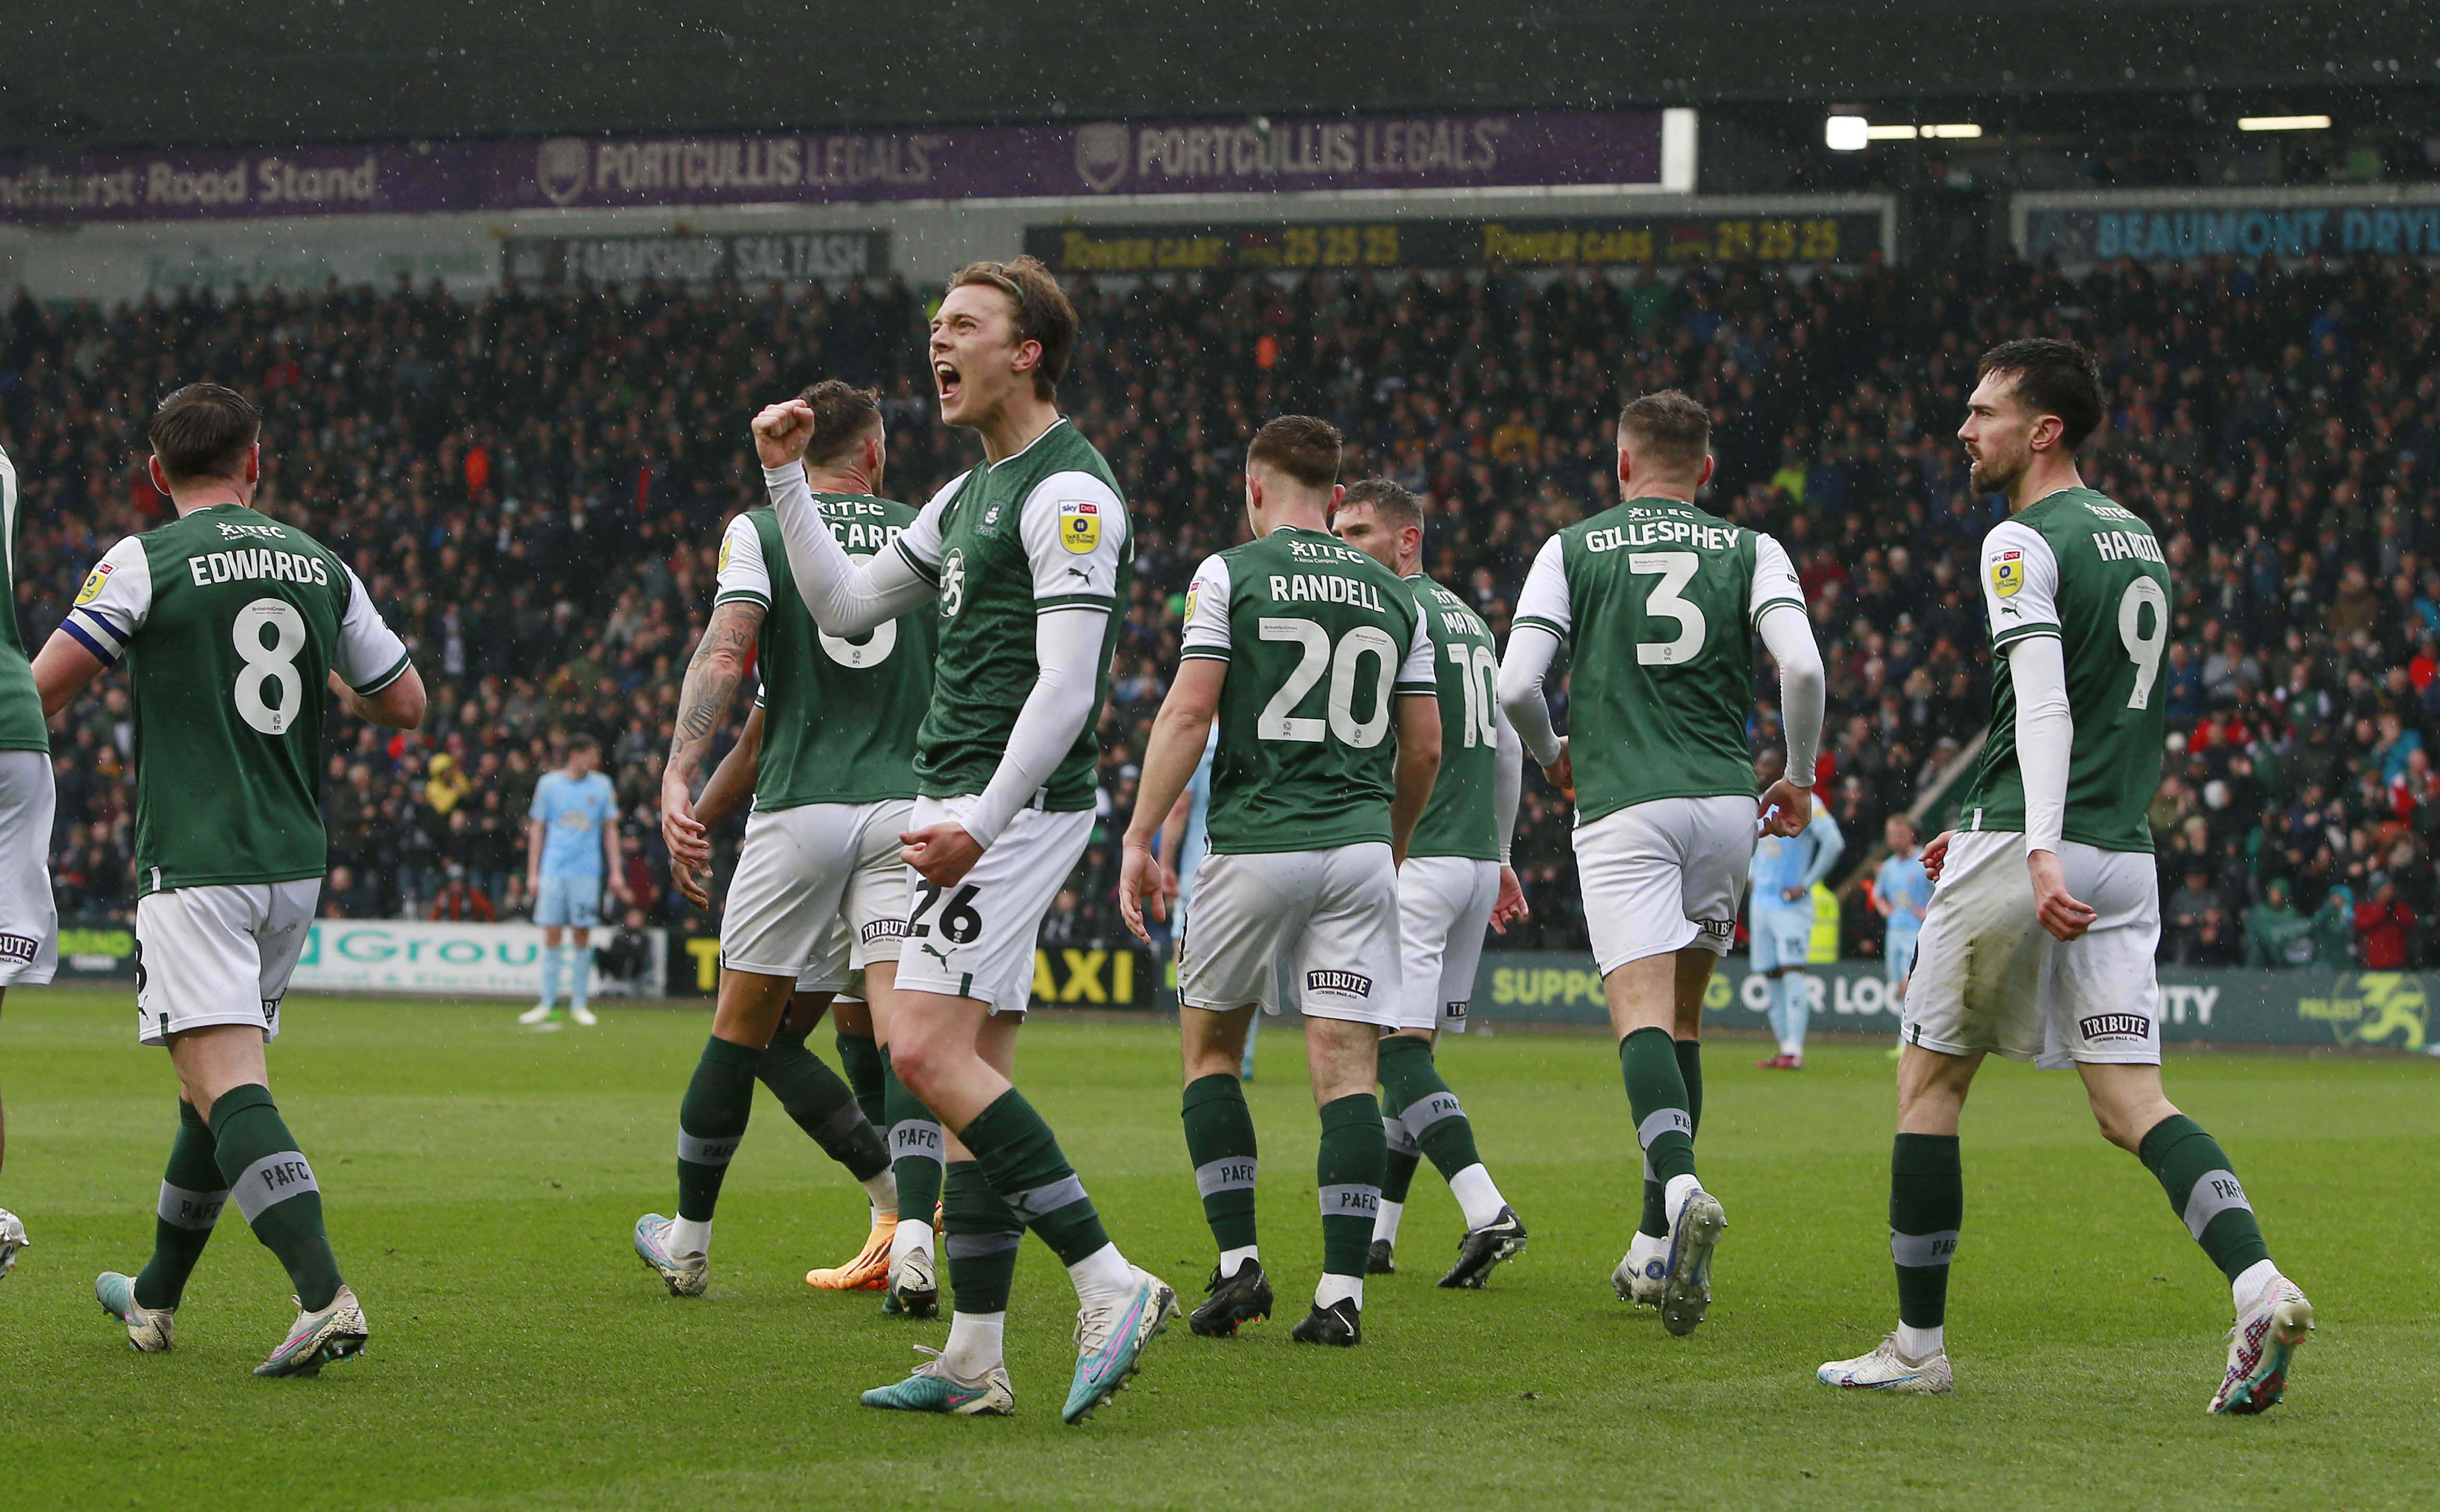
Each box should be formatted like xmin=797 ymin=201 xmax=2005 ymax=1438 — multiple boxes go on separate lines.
xmin=1901 ymin=831 xmax=2163 ymax=1068
xmin=724 ymin=798 xmax=913 ymax=986
xmin=0 ymin=751 xmax=56 ymax=987
xmin=1394 ymin=854 xmax=1499 ymax=1032
xmin=1176 ymin=843 xmax=1401 ymax=1027
xmin=891 ymin=794 xmax=1092 ymax=1013
xmin=134 ymin=878 xmax=320 ymax=1047
xmin=1572 ymin=795 xmax=1755 ymax=975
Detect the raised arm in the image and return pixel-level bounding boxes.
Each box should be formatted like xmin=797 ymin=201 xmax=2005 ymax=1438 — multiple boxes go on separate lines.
xmin=752 ymin=401 xmax=932 ymax=635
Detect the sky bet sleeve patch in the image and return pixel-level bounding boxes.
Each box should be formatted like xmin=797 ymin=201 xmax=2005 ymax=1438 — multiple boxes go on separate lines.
xmin=1058 ymin=498 xmax=1101 ymax=554
xmin=74 ymin=562 xmax=113 ymax=605
xmin=1988 ymin=550 xmax=2022 ymax=597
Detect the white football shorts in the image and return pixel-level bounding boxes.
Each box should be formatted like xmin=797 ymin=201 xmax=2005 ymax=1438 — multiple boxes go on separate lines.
xmin=722 ymin=798 xmax=912 ymax=984
xmin=1573 ymin=795 xmax=1756 ymax=975
xmin=1902 ymin=829 xmax=2163 ymax=1068
xmin=1394 ymin=854 xmax=1500 ymax=1033
xmin=134 ymin=879 xmax=321 ymax=1046
xmin=1178 ymin=843 xmax=1401 ymax=1028
xmin=0 ymin=751 xmax=56 ymax=986
xmin=892 ymin=794 xmax=1092 ymax=1014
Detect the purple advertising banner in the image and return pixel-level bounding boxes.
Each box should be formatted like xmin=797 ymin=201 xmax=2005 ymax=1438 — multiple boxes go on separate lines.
xmin=0 ymin=110 xmax=1664 ymax=224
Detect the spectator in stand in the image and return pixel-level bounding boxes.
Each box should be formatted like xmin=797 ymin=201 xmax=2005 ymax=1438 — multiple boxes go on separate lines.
xmin=2354 ymin=875 xmax=2415 ymax=969
xmin=322 ymin=865 xmax=375 ymax=920
xmin=2167 ymin=867 xmax=2225 ymax=966
xmin=2243 ymin=878 xmax=2317 ymax=968
xmin=429 ymin=864 xmax=497 ymax=922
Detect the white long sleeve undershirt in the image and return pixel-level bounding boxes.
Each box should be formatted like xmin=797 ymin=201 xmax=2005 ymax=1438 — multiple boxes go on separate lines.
xmin=2008 ymin=635 xmax=2073 ymax=853
xmin=764 ymin=462 xmax=932 ymax=634
xmin=959 ymin=606 xmax=1109 ymax=848
xmin=1496 ymin=624 xmax=1566 ymax=768
xmin=1756 ymin=602 xmax=1826 ymax=786
xmin=1492 ymin=706 xmax=1523 ymax=863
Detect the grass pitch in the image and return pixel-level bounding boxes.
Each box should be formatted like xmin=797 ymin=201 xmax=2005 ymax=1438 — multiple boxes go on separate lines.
xmin=1 ymin=987 xmax=2435 ymax=1511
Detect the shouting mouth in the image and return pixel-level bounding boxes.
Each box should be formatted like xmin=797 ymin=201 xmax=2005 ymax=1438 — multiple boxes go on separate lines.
xmin=934 ymin=361 xmax=962 ymax=406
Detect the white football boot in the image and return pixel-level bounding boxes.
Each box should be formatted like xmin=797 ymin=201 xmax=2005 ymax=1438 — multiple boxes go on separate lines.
xmin=1818 ymin=1333 xmax=1955 ymax=1394
xmin=95 ymin=1272 xmax=176 ymax=1351
xmin=2209 ymin=1276 xmax=2313 ymax=1415
xmin=1612 ymin=1232 xmax=1669 ymax=1309
xmin=517 ymin=1003 xmax=558 ymax=1028
xmin=569 ymin=1004 xmax=599 ymax=1028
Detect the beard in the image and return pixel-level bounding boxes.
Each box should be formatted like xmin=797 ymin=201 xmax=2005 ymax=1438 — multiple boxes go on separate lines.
xmin=1968 ymin=452 xmax=2022 ymax=495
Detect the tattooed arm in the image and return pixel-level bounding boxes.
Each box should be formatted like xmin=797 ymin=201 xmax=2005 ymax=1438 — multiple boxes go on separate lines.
xmin=660 ymin=599 xmax=763 ymax=887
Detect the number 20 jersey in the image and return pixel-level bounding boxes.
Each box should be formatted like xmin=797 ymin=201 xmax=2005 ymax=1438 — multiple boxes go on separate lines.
xmin=1512 ymin=496 xmax=1803 ymax=826
xmin=1955 ymin=486 xmax=2166 ymax=853
xmin=1179 ymin=526 xmax=1437 ymax=855
xmin=61 ymin=503 xmax=410 ymax=896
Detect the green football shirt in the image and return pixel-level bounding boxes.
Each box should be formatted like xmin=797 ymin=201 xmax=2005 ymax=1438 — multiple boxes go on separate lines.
xmin=1405 ymin=574 xmax=1503 ymax=861
xmin=0 ymin=448 xmax=50 ymax=753
xmin=1178 ymin=526 xmax=1438 ymax=855
xmin=890 ymin=420 xmax=1130 ymax=810
xmin=1511 ymin=497 xmax=1804 ymax=826
xmin=714 ymin=497 xmax=933 ymax=810
xmin=1955 ymin=486 xmax=2168 ymax=852
xmin=61 ymin=503 xmax=411 ymax=894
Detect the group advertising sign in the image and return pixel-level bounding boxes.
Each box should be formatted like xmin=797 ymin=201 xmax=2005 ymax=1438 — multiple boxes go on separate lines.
xmin=288 ymin=921 xmax=665 ymax=999
xmin=0 ymin=109 xmax=1665 ymax=225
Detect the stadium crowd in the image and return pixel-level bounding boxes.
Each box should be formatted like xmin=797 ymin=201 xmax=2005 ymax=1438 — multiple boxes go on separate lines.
xmin=3 ymin=251 xmax=2436 ymax=969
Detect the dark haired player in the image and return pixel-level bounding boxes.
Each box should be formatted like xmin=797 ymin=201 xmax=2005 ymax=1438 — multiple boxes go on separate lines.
xmin=36 ymin=383 xmax=424 ymax=1375
xmin=634 ymin=381 xmax=920 ymax=1302
xmin=1499 ymin=389 xmax=1824 ymax=1337
xmin=1816 ymin=339 xmax=2313 ymax=1412
xmin=1120 ymin=420 xmax=1443 ymax=1347
xmin=754 ymin=257 xmax=1175 ymax=1423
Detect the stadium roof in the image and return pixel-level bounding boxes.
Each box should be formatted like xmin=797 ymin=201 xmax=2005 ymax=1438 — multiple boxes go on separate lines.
xmin=3 ymin=1 xmax=2431 ymax=151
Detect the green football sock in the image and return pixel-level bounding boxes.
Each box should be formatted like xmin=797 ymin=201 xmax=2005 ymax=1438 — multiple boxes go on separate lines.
xmin=676 ymin=1035 xmax=760 ymax=1223
xmin=1316 ymin=1093 xmax=1386 ymax=1279
xmin=882 ymin=1048 xmax=943 ymax=1228
xmin=133 ymin=1101 xmax=227 ymax=1312
xmin=942 ymin=1160 xmax=1023 ymax=1314
xmin=2138 ymin=1114 xmax=2272 ymax=1282
xmin=1381 ymin=1120 xmax=1422 ymax=1206
xmin=1181 ymin=1072 xmax=1258 ymax=1252
xmin=1890 ymin=1133 xmax=1962 ymax=1328
xmin=1619 ymin=1027 xmax=1695 ymax=1186
xmin=1380 ymin=1037 xmax=1484 ymax=1182
xmin=960 ymin=1089 xmax=1111 ymax=1266
xmin=1639 ymin=1039 xmax=1704 ymax=1239
xmin=208 ymin=1084 xmax=342 ymax=1313
xmin=758 ymin=1030 xmax=888 ymax=1184
xmin=836 ymin=1030 xmax=886 ymax=1129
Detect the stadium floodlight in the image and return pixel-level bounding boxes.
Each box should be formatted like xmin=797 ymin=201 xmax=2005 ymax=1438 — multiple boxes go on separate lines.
xmin=1825 ymin=115 xmax=1869 ymax=151
xmin=1924 ymin=123 xmax=1983 ymax=139
xmin=2239 ymin=115 xmax=2332 ymax=132
xmin=1865 ymin=124 xmax=1920 ymax=140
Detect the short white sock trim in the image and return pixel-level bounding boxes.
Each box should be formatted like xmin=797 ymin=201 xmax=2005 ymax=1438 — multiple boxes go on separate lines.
xmin=1664 ymin=1173 xmax=1701 ymax=1217
xmin=861 ymin=1169 xmax=899 ymax=1216
xmin=1778 ymin=1039 xmax=1802 ymax=1057
xmin=1067 ymin=1241 xmax=1133 ymax=1305
xmin=667 ymin=1215 xmax=711 ymax=1259
xmin=1896 ymin=1321 xmax=1944 ymax=1360
xmin=942 ymin=1310 xmax=1005 ymax=1379
xmin=1448 ymin=1164 xmax=1505 ymax=1230
xmin=2231 ymin=1258 xmax=2282 ymax=1311
xmin=1371 ymin=1198 xmax=1404 ymax=1244
xmin=1218 ymin=1243 xmax=1260 ymax=1275
xmin=1314 ymin=1273 xmax=1363 ymax=1311
xmin=891 ymin=1218 xmax=933 ymax=1265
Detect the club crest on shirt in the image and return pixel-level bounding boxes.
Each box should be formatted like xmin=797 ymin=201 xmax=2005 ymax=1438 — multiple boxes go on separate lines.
xmin=1988 ymin=551 xmax=2022 ymax=598
xmin=74 ymin=562 xmax=113 ymax=605
xmin=1059 ymin=499 xmax=1101 ymax=554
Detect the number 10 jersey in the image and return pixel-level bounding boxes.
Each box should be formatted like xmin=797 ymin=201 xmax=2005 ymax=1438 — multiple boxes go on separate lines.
xmin=61 ymin=503 xmax=410 ymax=896
xmin=1955 ymin=486 xmax=2167 ymax=852
xmin=1512 ymin=496 xmax=1803 ymax=826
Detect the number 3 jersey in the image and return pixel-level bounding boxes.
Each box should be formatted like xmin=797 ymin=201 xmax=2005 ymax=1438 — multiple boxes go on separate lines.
xmin=60 ymin=503 xmax=410 ymax=896
xmin=1512 ymin=496 xmax=1803 ymax=825
xmin=716 ymin=496 xmax=934 ymax=811
xmin=1955 ymin=486 xmax=2167 ymax=852
xmin=1179 ymin=526 xmax=1437 ymax=855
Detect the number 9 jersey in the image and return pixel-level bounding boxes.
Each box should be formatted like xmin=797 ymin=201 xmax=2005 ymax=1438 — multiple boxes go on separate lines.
xmin=60 ymin=503 xmax=410 ymax=896
xmin=1954 ymin=487 xmax=2168 ymax=852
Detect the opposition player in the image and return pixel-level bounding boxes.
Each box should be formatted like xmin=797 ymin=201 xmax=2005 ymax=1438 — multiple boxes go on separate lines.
xmin=36 ymin=383 xmax=424 ymax=1374
xmin=520 ymin=735 xmax=626 ymax=1028
xmin=1119 ymin=418 xmax=1441 ymax=1346
xmin=1498 ymin=390 xmax=1824 ymax=1336
xmin=1328 ymin=479 xmax=1532 ymax=1286
xmin=0 ymin=444 xmax=57 ymax=1280
xmin=1817 ymin=339 xmax=2313 ymax=1412
xmin=1747 ymin=749 xmax=1844 ymax=1070
xmin=757 ymin=257 xmax=1174 ymax=1423
xmin=1873 ymin=814 xmax=1931 ymax=1001
xmin=635 ymin=381 xmax=921 ymax=1300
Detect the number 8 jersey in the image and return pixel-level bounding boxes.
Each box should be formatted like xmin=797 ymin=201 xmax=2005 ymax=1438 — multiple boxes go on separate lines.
xmin=1179 ymin=526 xmax=1437 ymax=855
xmin=1512 ymin=496 xmax=1803 ymax=825
xmin=1954 ymin=486 xmax=2167 ymax=852
xmin=60 ymin=503 xmax=410 ymax=896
